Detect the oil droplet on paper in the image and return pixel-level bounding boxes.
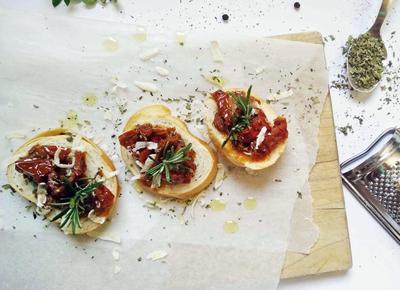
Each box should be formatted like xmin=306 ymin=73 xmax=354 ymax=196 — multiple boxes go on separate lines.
xmin=103 ymin=37 xmax=119 ymax=52
xmin=82 ymin=94 xmax=97 ymax=106
xmin=61 ymin=111 xmax=79 ymax=128
xmin=210 ymin=198 xmax=225 ymax=211
xmin=133 ymin=27 xmax=147 ymax=42
xmin=244 ymin=197 xmax=257 ymax=210
xmin=176 ymin=32 xmax=185 ymax=45
xmin=223 ymin=220 xmax=238 ymax=234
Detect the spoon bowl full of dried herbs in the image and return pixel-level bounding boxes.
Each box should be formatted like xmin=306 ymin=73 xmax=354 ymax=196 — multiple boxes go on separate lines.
xmin=346 ymin=0 xmax=390 ymax=93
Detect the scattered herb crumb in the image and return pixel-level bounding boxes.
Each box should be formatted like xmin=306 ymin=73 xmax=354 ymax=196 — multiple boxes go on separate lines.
xmin=337 ymin=124 xmax=353 ymax=136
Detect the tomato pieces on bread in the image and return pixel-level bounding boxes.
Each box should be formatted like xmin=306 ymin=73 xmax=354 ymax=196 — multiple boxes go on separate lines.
xmin=6 ymin=129 xmax=119 ymax=235
xmin=205 ymin=87 xmax=288 ymax=171
xmin=119 ymin=105 xmax=217 ymax=200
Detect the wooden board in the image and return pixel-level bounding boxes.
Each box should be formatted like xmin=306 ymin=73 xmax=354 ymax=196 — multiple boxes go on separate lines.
xmin=271 ymin=32 xmax=353 ymax=279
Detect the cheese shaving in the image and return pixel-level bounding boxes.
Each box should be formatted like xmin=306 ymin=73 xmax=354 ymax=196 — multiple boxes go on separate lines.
xmin=36 ymin=183 xmax=47 ymax=208
xmin=111 ymin=77 xmax=128 ymax=93
xmin=146 ymin=250 xmax=168 ymax=261
xmin=140 ymin=154 xmax=156 ymax=173
xmin=6 ymin=132 xmax=26 ymax=140
xmin=213 ymin=163 xmax=226 ymax=190
xmin=210 ymin=40 xmax=223 ymax=62
xmin=114 ymin=265 xmax=121 ymax=274
xmin=134 ymin=141 xmax=158 ymax=152
xmin=134 ymin=81 xmax=159 ymax=93
xmin=104 ymin=170 xmax=119 ymax=179
xmin=88 ymin=209 xmax=106 ymax=224
xmin=155 ymin=66 xmax=169 ymax=77
xmin=255 ymin=65 xmax=266 ymax=75
xmin=54 ymin=147 xmax=75 ymax=169
xmin=103 ymin=111 xmax=114 ymax=122
xmin=151 ymin=174 xmax=162 ymax=189
xmin=112 ymin=249 xmax=120 ymax=261
xmin=139 ymin=47 xmax=159 ymax=61
xmin=87 ymin=230 xmax=121 ymax=243
xmin=255 ymin=126 xmax=267 ymax=150
xmin=135 ymin=160 xmax=144 ymax=168
xmin=267 ymin=89 xmax=294 ymax=101
xmin=130 ymin=175 xmax=141 ymax=181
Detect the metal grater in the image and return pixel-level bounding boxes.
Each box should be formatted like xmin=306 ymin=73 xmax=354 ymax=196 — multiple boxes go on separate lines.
xmin=341 ymin=127 xmax=400 ymax=244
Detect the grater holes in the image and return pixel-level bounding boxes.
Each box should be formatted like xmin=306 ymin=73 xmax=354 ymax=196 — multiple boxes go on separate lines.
xmin=365 ymin=163 xmax=400 ymax=224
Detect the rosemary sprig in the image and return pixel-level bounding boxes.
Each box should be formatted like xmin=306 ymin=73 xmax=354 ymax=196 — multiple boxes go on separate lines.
xmin=50 ymin=179 xmax=102 ymax=234
xmin=146 ymin=143 xmax=192 ymax=187
xmin=222 ymin=85 xmax=254 ymax=148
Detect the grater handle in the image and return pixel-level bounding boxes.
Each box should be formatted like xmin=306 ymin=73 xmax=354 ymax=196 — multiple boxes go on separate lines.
xmin=340 ymin=127 xmax=397 ymax=171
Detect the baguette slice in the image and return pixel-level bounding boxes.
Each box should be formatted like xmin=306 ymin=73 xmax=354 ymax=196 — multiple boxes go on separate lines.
xmin=205 ymin=88 xmax=288 ymax=171
xmin=6 ymin=128 xmax=119 ymax=235
xmin=120 ymin=105 xmax=218 ymax=199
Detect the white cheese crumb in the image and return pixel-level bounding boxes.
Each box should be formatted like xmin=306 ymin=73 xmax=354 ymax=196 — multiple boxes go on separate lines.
xmin=210 ymin=41 xmax=223 ymax=62
xmin=135 ymin=160 xmax=144 ymax=168
xmin=151 ymin=174 xmax=162 ymax=189
xmin=139 ymin=47 xmax=159 ymax=61
xmin=36 ymin=183 xmax=48 ymax=208
xmin=87 ymin=230 xmax=121 ymax=243
xmin=130 ymin=175 xmax=141 ymax=181
xmin=6 ymin=132 xmax=26 ymax=140
xmin=255 ymin=126 xmax=267 ymax=150
xmin=140 ymin=154 xmax=156 ymax=173
xmin=88 ymin=209 xmax=106 ymax=224
xmin=255 ymin=65 xmax=266 ymax=75
xmin=146 ymin=250 xmax=168 ymax=261
xmin=112 ymin=249 xmax=120 ymax=261
xmin=267 ymin=89 xmax=294 ymax=101
xmin=111 ymin=154 xmax=119 ymax=162
xmin=105 ymin=170 xmax=119 ymax=179
xmin=134 ymin=141 xmax=158 ymax=152
xmin=134 ymin=81 xmax=159 ymax=93
xmin=104 ymin=111 xmax=114 ymax=122
xmin=54 ymin=147 xmax=75 ymax=169
xmin=111 ymin=77 xmax=128 ymax=93
xmin=214 ymin=163 xmax=227 ymax=190
xmin=155 ymin=66 xmax=169 ymax=77
xmin=114 ymin=265 xmax=121 ymax=274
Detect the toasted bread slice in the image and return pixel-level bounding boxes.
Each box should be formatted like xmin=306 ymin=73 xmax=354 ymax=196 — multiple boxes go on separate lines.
xmin=120 ymin=105 xmax=218 ymax=199
xmin=205 ymin=88 xmax=288 ymax=171
xmin=6 ymin=128 xmax=119 ymax=235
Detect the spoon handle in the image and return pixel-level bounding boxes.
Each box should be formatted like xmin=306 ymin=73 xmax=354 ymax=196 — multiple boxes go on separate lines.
xmin=369 ymin=0 xmax=391 ymax=37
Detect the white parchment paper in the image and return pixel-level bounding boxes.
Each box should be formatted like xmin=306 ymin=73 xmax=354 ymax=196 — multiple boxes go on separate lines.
xmin=0 ymin=9 xmax=328 ymax=290
xmin=287 ymin=182 xmax=320 ymax=254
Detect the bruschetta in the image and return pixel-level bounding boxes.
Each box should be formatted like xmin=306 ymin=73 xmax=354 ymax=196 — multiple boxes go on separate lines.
xmin=119 ymin=105 xmax=217 ymax=199
xmin=205 ymin=86 xmax=288 ymax=171
xmin=6 ymin=128 xmax=119 ymax=235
